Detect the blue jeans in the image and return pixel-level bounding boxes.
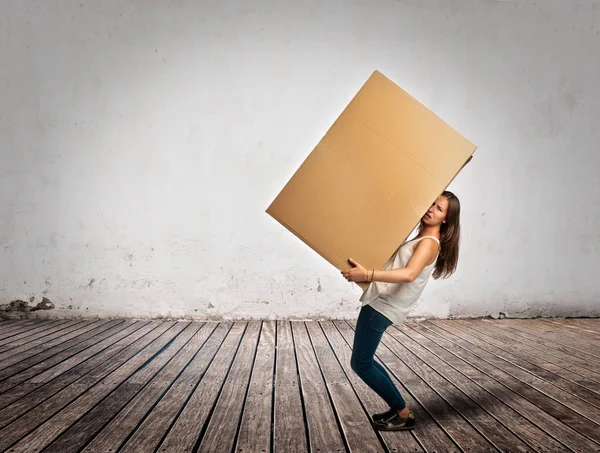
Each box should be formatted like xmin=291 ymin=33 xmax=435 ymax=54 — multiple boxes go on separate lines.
xmin=351 ymin=304 xmax=406 ymax=411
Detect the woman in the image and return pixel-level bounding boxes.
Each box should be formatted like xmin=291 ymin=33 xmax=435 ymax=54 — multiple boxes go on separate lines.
xmin=341 ymin=191 xmax=461 ymax=431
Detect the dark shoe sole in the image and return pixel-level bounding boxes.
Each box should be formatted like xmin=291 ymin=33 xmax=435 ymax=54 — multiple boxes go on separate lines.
xmin=371 ymin=420 xmax=416 ymax=431
xmin=371 ymin=409 xmax=397 ymax=423
xmin=373 ymin=423 xmax=415 ymax=431
xmin=371 ymin=412 xmax=416 ymax=431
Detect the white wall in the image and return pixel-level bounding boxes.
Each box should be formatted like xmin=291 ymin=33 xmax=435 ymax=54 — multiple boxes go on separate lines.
xmin=1 ymin=0 xmax=599 ymax=320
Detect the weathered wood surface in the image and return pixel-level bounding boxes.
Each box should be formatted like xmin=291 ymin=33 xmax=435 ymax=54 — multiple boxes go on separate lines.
xmin=0 ymin=317 xmax=597 ymax=452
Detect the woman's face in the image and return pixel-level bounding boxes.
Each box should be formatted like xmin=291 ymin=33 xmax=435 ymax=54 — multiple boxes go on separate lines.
xmin=422 ymin=196 xmax=449 ymax=226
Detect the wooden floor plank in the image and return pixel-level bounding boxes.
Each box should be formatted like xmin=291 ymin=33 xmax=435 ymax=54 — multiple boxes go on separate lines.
xmin=197 ymin=321 xmax=262 ymax=453
xmin=473 ymin=319 xmax=600 ymax=384
xmin=0 ymin=317 xmax=598 ymax=453
xmin=292 ymin=321 xmax=347 ymax=453
xmin=426 ymin=321 xmax=600 ymax=444
xmin=508 ymin=320 xmax=600 ymax=361
xmin=324 ymin=321 xmax=452 ymax=453
xmin=556 ymin=318 xmax=600 ymax=332
xmin=43 ymin=322 xmax=210 ymax=452
xmin=2 ymin=321 xmax=187 ymax=453
xmin=489 ymin=320 xmax=600 ymax=375
xmin=306 ymin=321 xmax=386 ymax=453
xmin=0 ymin=321 xmax=167 ymax=448
xmin=0 ymin=321 xmax=160 ymax=433
xmin=436 ymin=320 xmax=600 ymax=423
xmin=563 ymin=318 xmax=599 ymax=326
xmin=0 ymin=320 xmax=52 ymax=341
xmin=156 ymin=322 xmax=247 ymax=452
xmin=337 ymin=321 xmax=495 ymax=453
xmin=0 ymin=320 xmax=81 ymax=354
xmin=0 ymin=320 xmax=91 ymax=361
xmin=0 ymin=320 xmax=108 ymax=374
xmin=0 ymin=320 xmax=112 ymax=373
xmin=407 ymin=321 xmax=600 ymax=453
xmin=29 ymin=321 xmax=151 ymax=385
xmin=453 ymin=320 xmax=600 ymax=398
xmin=0 ymin=320 xmax=126 ymax=392
xmin=380 ymin=324 xmax=531 ymax=453
xmin=540 ymin=319 xmax=600 ymax=342
xmin=235 ymin=320 xmax=276 ymax=453
xmin=0 ymin=320 xmax=66 ymax=346
xmin=273 ymin=320 xmax=308 ymax=453
xmin=0 ymin=321 xmax=154 ymax=420
xmin=0 ymin=319 xmax=73 ymax=343
xmin=89 ymin=322 xmax=229 ymax=453
xmin=399 ymin=322 xmax=570 ymax=452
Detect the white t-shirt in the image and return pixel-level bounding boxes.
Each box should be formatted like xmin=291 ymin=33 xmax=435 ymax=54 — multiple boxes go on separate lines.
xmin=359 ymin=236 xmax=440 ymax=325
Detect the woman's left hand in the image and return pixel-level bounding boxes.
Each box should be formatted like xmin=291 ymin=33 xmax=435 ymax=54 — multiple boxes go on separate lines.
xmin=342 ymin=258 xmax=369 ymax=283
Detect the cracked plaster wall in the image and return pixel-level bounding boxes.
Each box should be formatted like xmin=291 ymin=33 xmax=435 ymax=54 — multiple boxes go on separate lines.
xmin=1 ymin=0 xmax=599 ymax=319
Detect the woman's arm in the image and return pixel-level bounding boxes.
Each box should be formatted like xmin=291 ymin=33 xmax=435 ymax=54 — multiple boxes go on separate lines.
xmin=342 ymin=238 xmax=439 ymax=284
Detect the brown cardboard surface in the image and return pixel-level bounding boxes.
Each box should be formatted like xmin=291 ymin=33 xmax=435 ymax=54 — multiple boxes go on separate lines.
xmin=267 ymin=70 xmax=476 ymax=289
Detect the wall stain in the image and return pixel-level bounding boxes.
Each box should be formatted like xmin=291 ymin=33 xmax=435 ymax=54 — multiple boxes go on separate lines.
xmin=0 ymin=297 xmax=55 ymax=313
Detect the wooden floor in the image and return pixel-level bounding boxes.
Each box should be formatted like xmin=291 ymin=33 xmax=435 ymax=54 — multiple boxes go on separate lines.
xmin=0 ymin=318 xmax=598 ymax=453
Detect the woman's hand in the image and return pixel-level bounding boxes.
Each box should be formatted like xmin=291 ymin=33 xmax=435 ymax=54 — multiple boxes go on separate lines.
xmin=342 ymin=258 xmax=369 ymax=283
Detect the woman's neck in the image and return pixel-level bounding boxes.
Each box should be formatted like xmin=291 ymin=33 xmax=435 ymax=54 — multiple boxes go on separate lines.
xmin=418 ymin=224 xmax=441 ymax=238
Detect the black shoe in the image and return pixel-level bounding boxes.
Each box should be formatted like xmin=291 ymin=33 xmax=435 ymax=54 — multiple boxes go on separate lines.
xmin=372 ymin=411 xmax=415 ymax=431
xmin=371 ymin=408 xmax=397 ymax=423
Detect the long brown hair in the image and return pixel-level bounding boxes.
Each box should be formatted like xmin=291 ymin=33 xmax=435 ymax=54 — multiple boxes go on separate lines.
xmin=421 ymin=191 xmax=461 ymax=279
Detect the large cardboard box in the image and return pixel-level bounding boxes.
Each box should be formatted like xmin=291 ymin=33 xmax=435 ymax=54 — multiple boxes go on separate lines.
xmin=267 ymin=70 xmax=476 ymax=289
